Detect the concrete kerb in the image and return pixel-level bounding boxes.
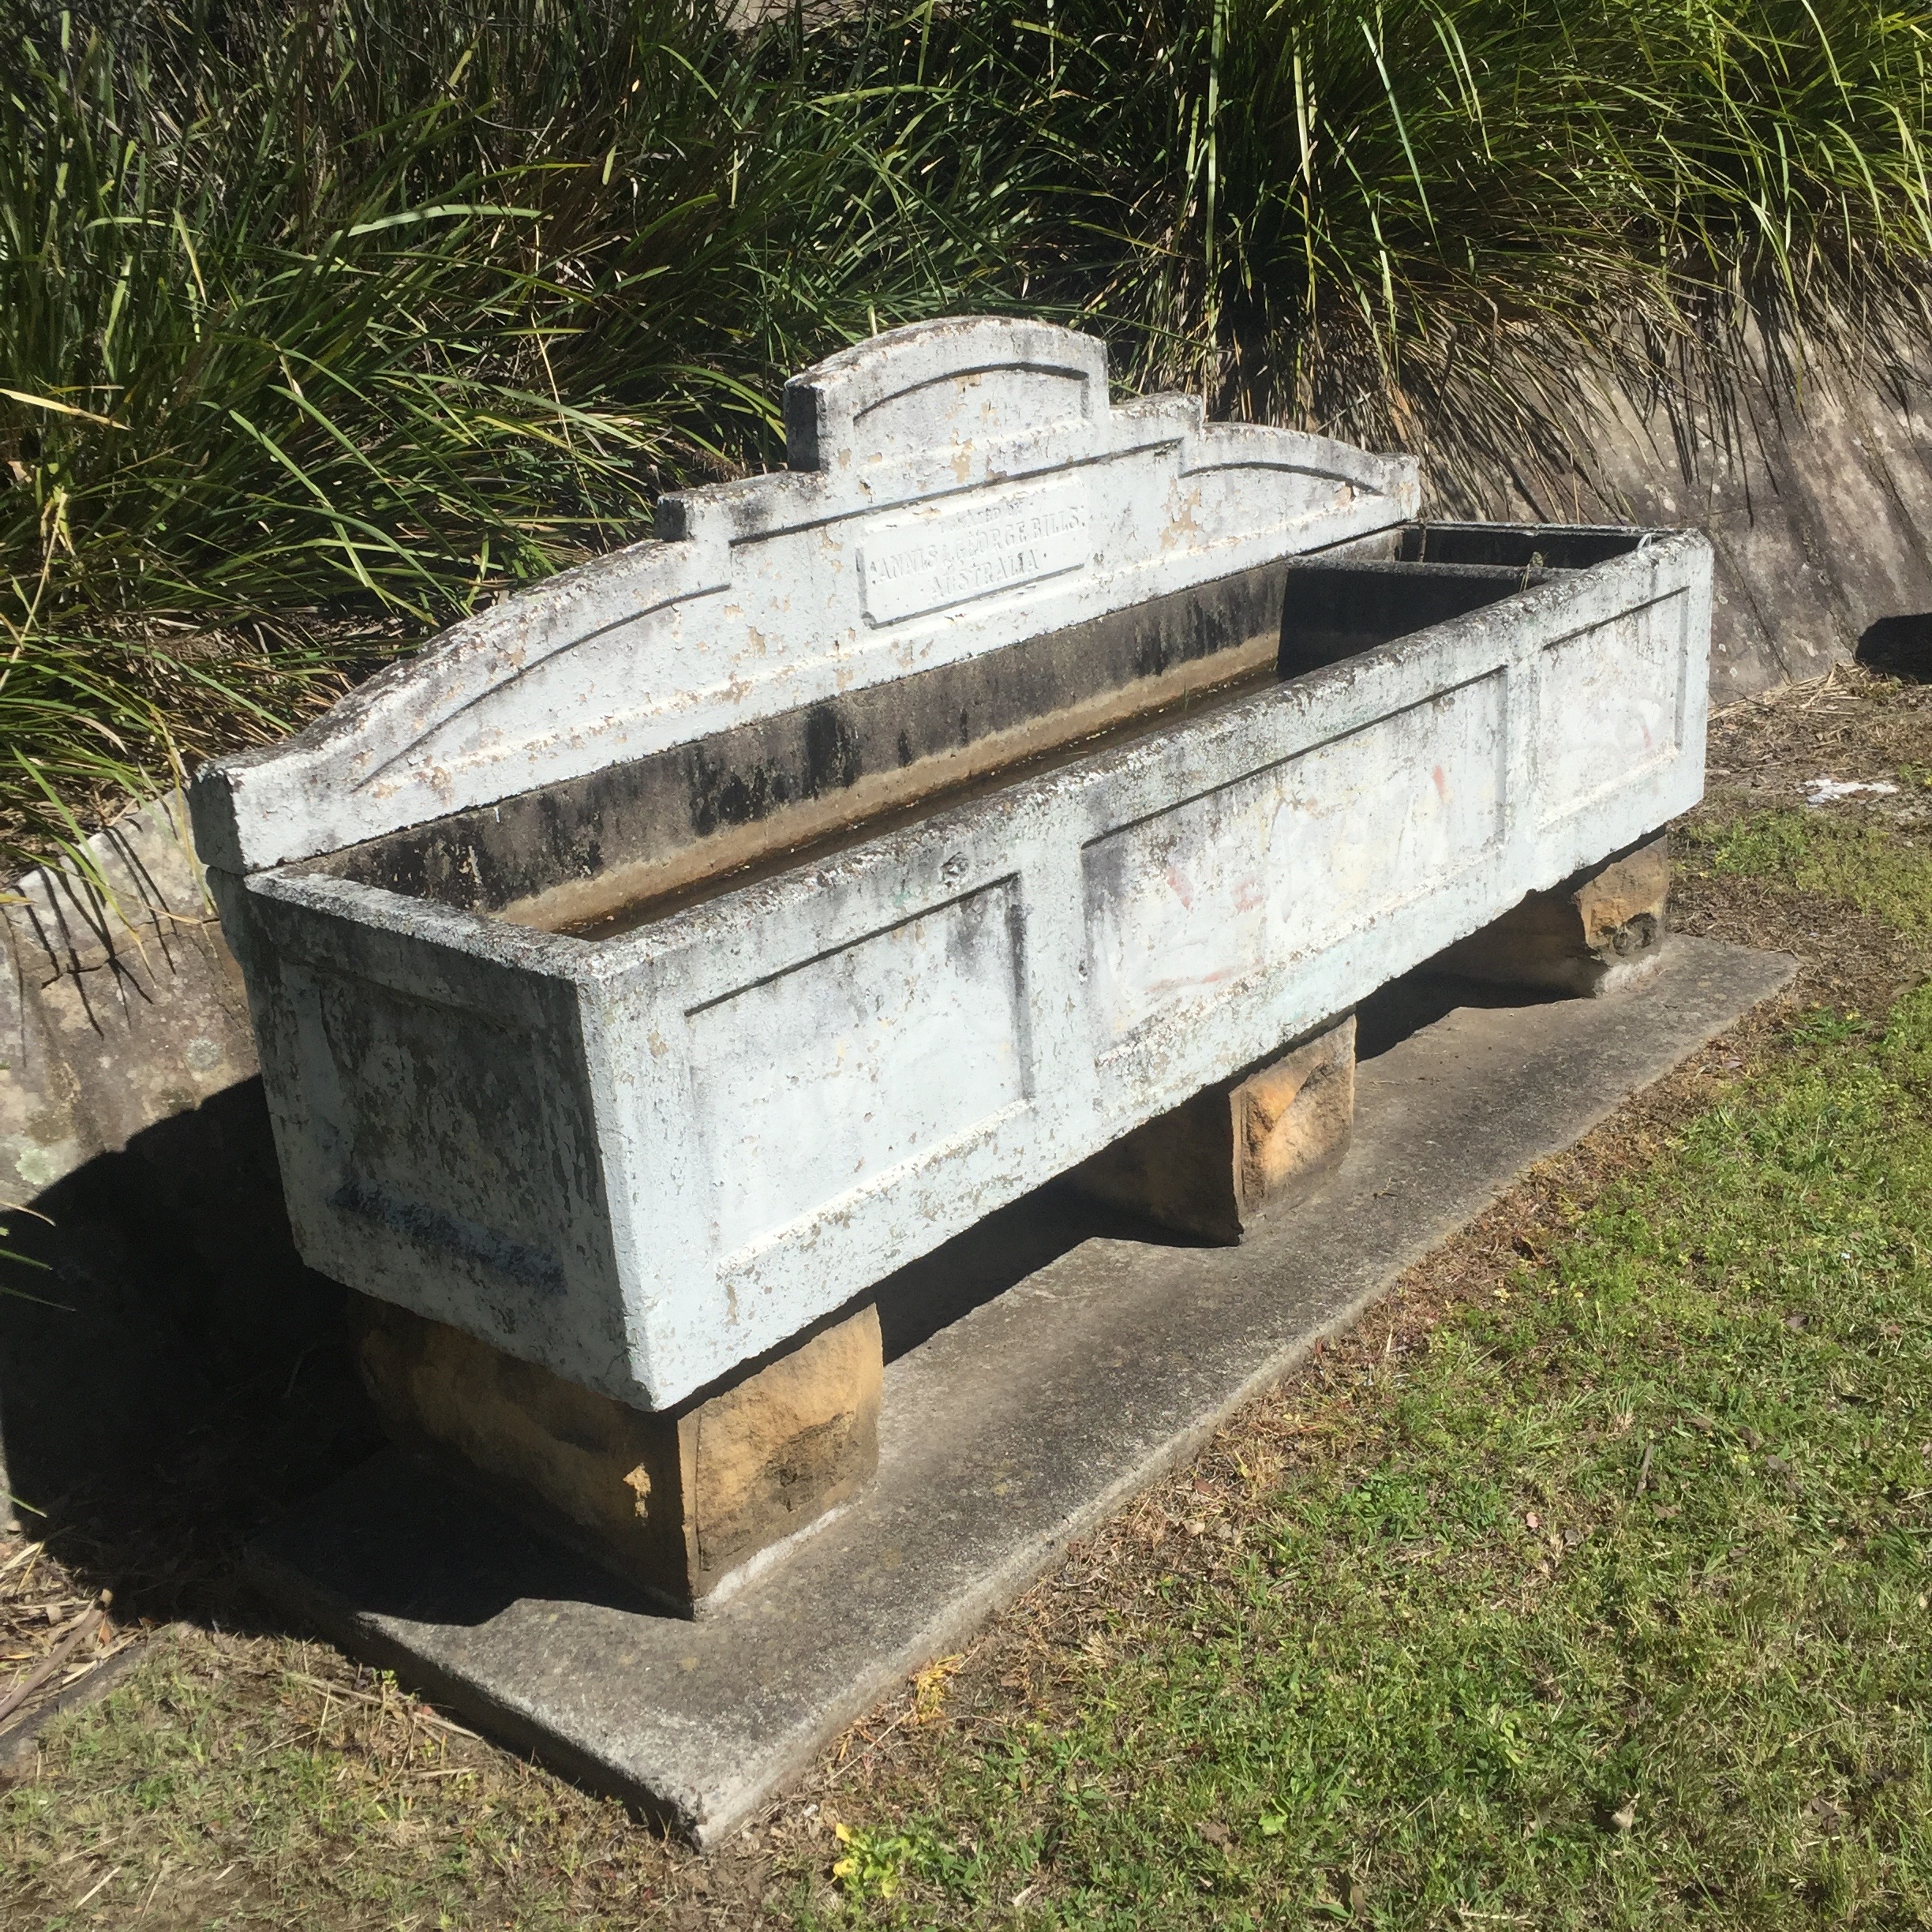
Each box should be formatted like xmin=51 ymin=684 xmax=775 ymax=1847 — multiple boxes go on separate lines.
xmin=0 ymin=1632 xmax=155 ymax=1780
xmin=247 ymin=936 xmax=1796 ymax=1845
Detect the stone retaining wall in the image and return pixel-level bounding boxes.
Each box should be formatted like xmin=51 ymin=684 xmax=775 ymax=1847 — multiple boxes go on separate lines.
xmin=1428 ymin=343 xmax=1932 ymax=700
xmin=0 ymin=793 xmax=339 ymax=1530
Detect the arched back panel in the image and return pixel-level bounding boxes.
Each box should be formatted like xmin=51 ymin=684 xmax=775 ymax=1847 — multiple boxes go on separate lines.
xmin=191 ymin=317 xmax=1417 ymax=875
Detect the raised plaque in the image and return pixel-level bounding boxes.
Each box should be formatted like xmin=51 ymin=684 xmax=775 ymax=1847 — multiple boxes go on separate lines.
xmin=859 ymin=475 xmax=1092 ymax=626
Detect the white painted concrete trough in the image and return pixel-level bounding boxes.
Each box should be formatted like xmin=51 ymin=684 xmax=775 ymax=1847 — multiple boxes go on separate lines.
xmin=191 ymin=317 xmax=1709 ymax=1413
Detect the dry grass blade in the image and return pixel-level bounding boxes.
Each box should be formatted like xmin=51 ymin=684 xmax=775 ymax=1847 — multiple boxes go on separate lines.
xmin=0 ymin=1601 xmax=106 ymax=1725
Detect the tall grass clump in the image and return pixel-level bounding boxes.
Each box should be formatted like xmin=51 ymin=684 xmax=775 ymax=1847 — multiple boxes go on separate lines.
xmin=4 ymin=0 xmax=1930 ymax=871
xmin=0 ymin=0 xmax=1020 ymax=870
xmin=953 ymin=0 xmax=1932 ymax=462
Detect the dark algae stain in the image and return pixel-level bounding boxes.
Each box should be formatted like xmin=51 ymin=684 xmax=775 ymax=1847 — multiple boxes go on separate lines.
xmin=686 ymin=742 xmax=785 ymax=837
xmin=803 ymin=701 xmax=863 ymax=799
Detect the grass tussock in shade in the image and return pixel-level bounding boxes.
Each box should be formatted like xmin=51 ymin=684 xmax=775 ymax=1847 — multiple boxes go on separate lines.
xmin=2 ymin=0 xmax=1930 ymax=871
xmin=1000 ymin=0 xmax=1932 ymax=478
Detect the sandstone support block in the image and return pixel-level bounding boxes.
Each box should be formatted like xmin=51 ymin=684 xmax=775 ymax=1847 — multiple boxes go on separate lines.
xmin=1436 ymin=835 xmax=1670 ymax=998
xmin=1069 ymin=1015 xmax=1356 ymax=1243
xmin=352 ymin=1297 xmax=882 ymax=1616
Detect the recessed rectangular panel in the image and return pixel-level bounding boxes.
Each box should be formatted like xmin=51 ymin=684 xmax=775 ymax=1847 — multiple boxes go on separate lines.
xmin=1174 ymin=462 xmax=1366 ymax=552
xmin=1537 ymin=592 xmax=1687 ymax=822
xmin=687 ymin=882 xmax=1028 ymax=1256
xmin=1084 ymin=674 xmax=1507 ymax=1039
xmin=859 ymin=475 xmax=1091 ymax=626
xmin=302 ymin=968 xmax=588 ymax=1295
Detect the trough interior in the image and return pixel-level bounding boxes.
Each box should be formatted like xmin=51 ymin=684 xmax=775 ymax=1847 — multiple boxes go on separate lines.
xmin=303 ymin=521 xmax=1646 ymax=941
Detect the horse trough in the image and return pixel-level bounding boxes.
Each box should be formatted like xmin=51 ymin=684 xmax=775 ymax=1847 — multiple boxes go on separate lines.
xmin=194 ymin=317 xmax=1709 ymax=1621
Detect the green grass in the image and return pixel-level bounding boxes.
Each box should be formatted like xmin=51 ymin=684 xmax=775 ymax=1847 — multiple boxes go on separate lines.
xmin=2 ymin=1646 xmax=623 ymax=1926
xmin=811 ymin=994 xmax=1932 ymax=1927
xmin=1683 ymin=805 xmax=1932 ymax=936
xmin=5 ymin=0 xmax=1930 ymax=873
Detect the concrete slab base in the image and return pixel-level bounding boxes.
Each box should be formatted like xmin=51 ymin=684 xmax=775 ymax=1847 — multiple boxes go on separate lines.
xmin=248 ymin=938 xmax=1795 ymax=1845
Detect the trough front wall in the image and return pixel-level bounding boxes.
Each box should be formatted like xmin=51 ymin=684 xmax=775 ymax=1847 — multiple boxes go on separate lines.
xmin=586 ymin=534 xmax=1710 ymax=1405
xmin=225 ymin=876 xmax=637 ymax=1400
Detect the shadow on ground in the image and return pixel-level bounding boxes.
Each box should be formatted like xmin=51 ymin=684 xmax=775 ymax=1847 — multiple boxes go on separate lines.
xmin=1855 ymin=612 xmax=1932 ymax=682
xmin=0 ymin=1076 xmax=382 ymax=1630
